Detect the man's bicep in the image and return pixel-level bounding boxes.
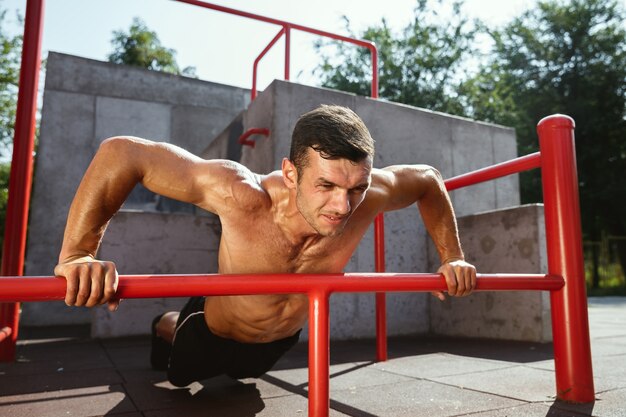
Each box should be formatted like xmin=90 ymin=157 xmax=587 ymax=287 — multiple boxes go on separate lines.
xmin=133 ymin=140 xmax=248 ymax=214
xmin=377 ymin=165 xmax=439 ymax=212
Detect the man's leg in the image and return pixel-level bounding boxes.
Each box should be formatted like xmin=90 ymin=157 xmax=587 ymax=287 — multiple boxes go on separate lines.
xmin=151 ymin=311 xmax=178 ymax=370
xmin=155 ymin=312 xmax=179 ymax=343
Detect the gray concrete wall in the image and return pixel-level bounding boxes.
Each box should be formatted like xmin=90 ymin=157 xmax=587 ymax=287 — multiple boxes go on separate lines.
xmin=23 ymin=53 xmax=249 ymax=326
xmin=428 ymin=204 xmax=551 ymax=342
xmin=25 ymin=55 xmax=541 ymax=342
xmin=92 ymin=211 xmax=221 ymax=338
xmin=232 ymin=80 xmax=521 ymax=341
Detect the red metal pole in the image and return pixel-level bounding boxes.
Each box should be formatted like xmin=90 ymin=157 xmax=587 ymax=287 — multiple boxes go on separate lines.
xmin=538 ymin=114 xmax=595 ymax=402
xmin=0 ymin=0 xmax=45 ymax=362
xmin=370 ymin=45 xmax=378 ymax=99
xmin=308 ymin=289 xmax=330 ymax=417
xmin=374 ymin=214 xmax=387 ymax=361
xmin=251 ymin=27 xmax=285 ymax=101
xmin=0 ymin=274 xmax=564 ymax=302
xmin=284 ymin=25 xmax=291 ymax=81
xmin=444 ymin=152 xmax=541 ymax=191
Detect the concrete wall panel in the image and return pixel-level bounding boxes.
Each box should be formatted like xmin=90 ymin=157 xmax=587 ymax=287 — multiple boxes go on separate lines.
xmin=428 ymin=205 xmax=551 ymax=342
xmin=93 ymin=211 xmax=220 ymax=337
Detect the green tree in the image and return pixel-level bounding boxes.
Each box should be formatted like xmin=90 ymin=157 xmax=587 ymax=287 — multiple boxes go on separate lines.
xmin=463 ymin=0 xmax=626 ymax=285
xmin=0 ymin=3 xmax=22 ymax=159
xmin=108 ymin=17 xmax=196 ymax=77
xmin=314 ymin=0 xmax=476 ymax=115
xmin=0 ymin=2 xmax=23 ymax=258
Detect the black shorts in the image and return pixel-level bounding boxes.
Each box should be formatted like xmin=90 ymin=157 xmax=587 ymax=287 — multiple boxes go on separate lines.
xmin=167 ymin=297 xmax=301 ymax=387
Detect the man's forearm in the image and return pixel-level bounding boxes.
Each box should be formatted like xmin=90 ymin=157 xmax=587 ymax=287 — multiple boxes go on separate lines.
xmin=59 ymin=138 xmax=140 ymax=262
xmin=417 ymin=170 xmax=464 ymax=263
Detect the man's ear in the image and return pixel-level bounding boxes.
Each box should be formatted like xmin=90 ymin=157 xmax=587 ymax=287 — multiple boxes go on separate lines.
xmin=282 ymin=158 xmax=298 ymax=189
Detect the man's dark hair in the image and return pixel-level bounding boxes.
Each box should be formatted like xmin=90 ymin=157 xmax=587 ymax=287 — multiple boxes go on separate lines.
xmin=290 ymin=105 xmax=375 ymax=176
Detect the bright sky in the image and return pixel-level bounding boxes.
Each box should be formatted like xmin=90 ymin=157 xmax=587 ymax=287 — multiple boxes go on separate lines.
xmin=3 ymin=0 xmax=539 ymax=91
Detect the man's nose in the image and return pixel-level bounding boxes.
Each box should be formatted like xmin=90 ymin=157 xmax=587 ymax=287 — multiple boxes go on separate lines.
xmin=328 ymin=189 xmax=350 ymax=215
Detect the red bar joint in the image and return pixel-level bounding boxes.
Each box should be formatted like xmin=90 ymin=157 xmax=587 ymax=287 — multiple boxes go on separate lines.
xmin=239 ymin=128 xmax=270 ymax=147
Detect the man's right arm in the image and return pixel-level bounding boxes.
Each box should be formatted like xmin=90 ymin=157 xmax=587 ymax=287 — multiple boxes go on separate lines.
xmin=55 ymin=136 xmax=256 ymax=309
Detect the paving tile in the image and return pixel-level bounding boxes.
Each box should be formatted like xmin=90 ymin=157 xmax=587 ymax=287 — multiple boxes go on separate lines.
xmin=143 ymin=393 xmax=350 ymax=416
xmin=431 ymin=365 xmax=557 ymax=402
xmin=0 ymin=339 xmax=113 ymax=377
xmin=266 ymin=361 xmax=413 ymax=392
xmin=0 ymin=368 xmax=124 ymax=396
xmin=330 ymin=379 xmax=524 ymax=417
xmin=371 ymin=352 xmax=514 ymax=379
xmin=460 ymin=402 xmax=587 ymax=417
xmin=123 ymin=372 xmax=294 ymax=412
xmin=0 ymin=384 xmax=136 ymax=417
xmin=105 ymin=342 xmax=152 ymax=371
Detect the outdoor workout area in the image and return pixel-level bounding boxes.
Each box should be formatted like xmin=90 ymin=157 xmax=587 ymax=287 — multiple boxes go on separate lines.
xmin=2 ymin=1 xmax=623 ymax=417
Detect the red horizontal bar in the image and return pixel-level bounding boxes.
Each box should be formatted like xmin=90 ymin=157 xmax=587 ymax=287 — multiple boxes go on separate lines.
xmin=444 ymin=152 xmax=541 ymax=191
xmin=174 ymin=0 xmax=376 ymax=53
xmin=0 ymin=326 xmax=12 ymax=343
xmin=0 ymin=273 xmax=563 ymax=302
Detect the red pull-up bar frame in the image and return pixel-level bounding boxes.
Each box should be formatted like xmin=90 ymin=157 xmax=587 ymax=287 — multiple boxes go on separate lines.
xmin=174 ymin=0 xmax=379 ymax=101
xmin=1 ymin=0 xmax=594 ymax=415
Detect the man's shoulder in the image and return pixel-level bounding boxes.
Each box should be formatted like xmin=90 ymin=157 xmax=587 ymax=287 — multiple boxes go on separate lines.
xmin=220 ymin=167 xmax=282 ymax=213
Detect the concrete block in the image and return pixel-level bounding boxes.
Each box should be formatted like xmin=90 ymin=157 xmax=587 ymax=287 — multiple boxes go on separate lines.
xmin=92 ymin=211 xmax=220 ymax=337
xmin=22 ymin=90 xmax=97 ymax=326
xmin=45 ymin=52 xmax=250 ymax=109
xmin=25 ymin=53 xmax=249 ymax=326
xmin=428 ymin=204 xmax=552 ymax=342
xmin=95 ymin=96 xmax=171 ymax=143
xmin=492 ymin=126 xmax=521 ymax=208
xmin=240 ymin=81 xmax=276 ymax=174
xmin=171 ymin=105 xmax=237 ymax=156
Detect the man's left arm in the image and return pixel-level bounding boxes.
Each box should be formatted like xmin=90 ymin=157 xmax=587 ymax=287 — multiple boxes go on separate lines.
xmin=376 ymin=165 xmax=477 ymax=300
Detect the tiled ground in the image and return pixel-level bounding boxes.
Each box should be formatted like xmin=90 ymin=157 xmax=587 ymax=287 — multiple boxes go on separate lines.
xmin=1 ymin=297 xmax=625 ymax=417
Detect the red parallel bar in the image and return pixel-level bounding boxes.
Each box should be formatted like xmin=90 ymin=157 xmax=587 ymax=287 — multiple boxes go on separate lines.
xmin=374 ymin=214 xmax=387 ymax=362
xmin=0 ymin=0 xmax=45 ymax=362
xmin=174 ymin=0 xmax=379 ymax=99
xmin=0 ymin=273 xmax=564 ymax=302
xmin=444 ymin=152 xmax=541 ymax=191
xmin=308 ymin=289 xmax=330 ymax=417
xmin=538 ymin=115 xmax=594 ymax=402
xmin=252 ymin=27 xmax=286 ymax=101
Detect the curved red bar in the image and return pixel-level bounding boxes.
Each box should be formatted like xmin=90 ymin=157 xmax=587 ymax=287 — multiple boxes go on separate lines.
xmin=238 ymin=127 xmax=270 ymax=147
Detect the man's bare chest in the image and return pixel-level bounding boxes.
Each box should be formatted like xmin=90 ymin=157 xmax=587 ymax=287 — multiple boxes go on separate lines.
xmin=218 ymin=216 xmax=363 ymax=273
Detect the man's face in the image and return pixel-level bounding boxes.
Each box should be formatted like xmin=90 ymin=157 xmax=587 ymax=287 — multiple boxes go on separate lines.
xmin=294 ymin=148 xmax=372 ymax=237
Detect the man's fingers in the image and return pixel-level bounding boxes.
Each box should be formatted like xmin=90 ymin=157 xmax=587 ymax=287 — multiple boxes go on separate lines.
xmin=76 ymin=265 xmax=92 ymax=307
xmin=442 ymin=265 xmax=458 ymax=296
xmin=431 ymin=291 xmax=446 ymax=301
xmin=63 ymin=268 xmax=79 ymax=306
xmin=86 ymin=262 xmax=104 ymax=307
xmin=102 ymin=262 xmax=119 ymax=306
xmin=454 ymin=265 xmax=466 ymax=296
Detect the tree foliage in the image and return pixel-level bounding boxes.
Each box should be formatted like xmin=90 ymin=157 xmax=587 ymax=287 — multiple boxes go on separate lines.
xmin=314 ymin=0 xmax=476 ymax=115
xmin=315 ymin=0 xmax=626 ymax=281
xmin=465 ymin=0 xmax=626 ymax=273
xmin=107 ymin=17 xmax=196 ymax=77
xmin=0 ymin=4 xmax=22 ymax=159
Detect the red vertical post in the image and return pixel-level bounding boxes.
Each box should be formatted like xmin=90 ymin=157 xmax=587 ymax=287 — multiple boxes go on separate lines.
xmin=308 ymin=289 xmax=330 ymax=417
xmin=538 ymin=114 xmax=595 ymax=402
xmin=374 ymin=214 xmax=387 ymax=361
xmin=284 ymin=25 xmax=290 ymax=81
xmin=370 ymin=45 xmax=378 ymax=99
xmin=0 ymin=0 xmax=45 ymax=362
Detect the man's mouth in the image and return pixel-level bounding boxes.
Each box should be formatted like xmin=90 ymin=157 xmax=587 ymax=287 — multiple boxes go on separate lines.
xmin=322 ymin=214 xmax=346 ymax=224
